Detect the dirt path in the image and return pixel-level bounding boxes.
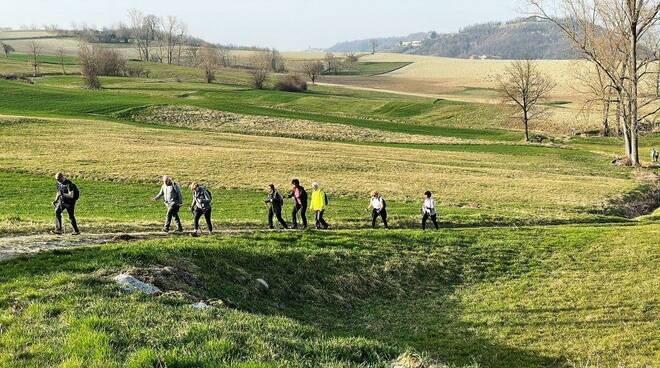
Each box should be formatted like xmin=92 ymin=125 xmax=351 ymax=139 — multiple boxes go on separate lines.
xmin=0 ymin=230 xmax=259 ymax=261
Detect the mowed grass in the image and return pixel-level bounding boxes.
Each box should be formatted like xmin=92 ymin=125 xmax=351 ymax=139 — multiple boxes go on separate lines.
xmin=0 ymin=225 xmax=658 ymax=367
xmin=323 ymin=62 xmax=413 ymax=76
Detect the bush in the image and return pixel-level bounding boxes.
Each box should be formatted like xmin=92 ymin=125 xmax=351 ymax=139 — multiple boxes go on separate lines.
xmin=275 ymin=73 xmax=307 ymax=92
xmin=249 ymin=68 xmax=269 ymax=90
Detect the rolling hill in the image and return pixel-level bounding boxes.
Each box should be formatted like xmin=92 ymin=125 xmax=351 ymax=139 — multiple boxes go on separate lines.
xmin=328 ymin=18 xmax=578 ymax=60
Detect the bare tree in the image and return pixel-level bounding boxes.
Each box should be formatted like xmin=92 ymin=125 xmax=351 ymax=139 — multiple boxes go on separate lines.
xmin=370 ymin=39 xmax=379 ymax=54
xmin=28 ymin=41 xmax=42 ymax=77
xmin=497 ymin=59 xmax=556 ymax=142
xmin=325 ymin=52 xmax=340 ymax=75
xmin=78 ymin=42 xmax=101 ymax=89
xmin=159 ymin=16 xmax=187 ymax=64
xmin=199 ymin=46 xmax=219 ymax=83
xmin=56 ymin=47 xmax=67 ymax=75
xmin=302 ymin=61 xmax=325 ymax=84
xmin=529 ymin=0 xmax=660 ymax=165
xmin=249 ymin=53 xmax=270 ymax=89
xmin=575 ymin=63 xmax=617 ymax=136
xmin=128 ymin=9 xmax=159 ymax=62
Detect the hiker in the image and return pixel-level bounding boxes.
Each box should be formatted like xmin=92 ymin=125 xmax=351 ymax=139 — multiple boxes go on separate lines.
xmin=265 ymin=184 xmax=288 ymax=229
xmin=652 ymin=148 xmax=659 ymax=163
xmin=152 ymin=175 xmax=184 ymax=233
xmin=51 ymin=172 xmax=80 ymax=235
xmin=368 ymin=191 xmax=388 ymax=229
xmin=421 ymin=191 xmax=439 ymax=230
xmin=189 ymin=182 xmax=213 ymax=235
xmin=288 ymin=179 xmax=308 ymax=229
xmin=310 ymin=182 xmax=329 ymax=229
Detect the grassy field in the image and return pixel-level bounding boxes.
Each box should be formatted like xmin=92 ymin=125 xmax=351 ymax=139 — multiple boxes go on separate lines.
xmin=0 ymin=49 xmax=658 ymax=367
xmin=323 ymin=62 xmax=413 ymax=76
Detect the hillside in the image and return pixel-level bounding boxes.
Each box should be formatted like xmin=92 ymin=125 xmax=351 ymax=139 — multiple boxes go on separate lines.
xmin=328 ymin=18 xmax=578 ymax=60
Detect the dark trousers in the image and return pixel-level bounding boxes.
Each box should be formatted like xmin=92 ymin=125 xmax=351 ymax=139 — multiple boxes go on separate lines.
xmin=371 ymin=209 xmax=388 ymax=228
xmin=315 ymin=210 xmax=329 ymax=229
xmin=165 ymin=205 xmax=182 ymax=231
xmin=292 ymin=205 xmax=307 ymax=228
xmin=422 ymin=213 xmax=438 ymax=230
xmin=268 ymin=206 xmax=288 ymax=229
xmin=55 ymin=203 xmax=79 ymax=233
xmin=193 ymin=208 xmax=213 ymax=232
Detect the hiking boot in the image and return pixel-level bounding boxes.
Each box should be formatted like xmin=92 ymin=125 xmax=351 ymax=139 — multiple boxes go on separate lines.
xmin=207 ymin=230 xmax=213 ymax=236
xmin=162 ymin=228 xmax=170 ymax=233
xmin=50 ymin=230 xmax=63 ymax=235
xmin=71 ymin=231 xmax=81 ymax=236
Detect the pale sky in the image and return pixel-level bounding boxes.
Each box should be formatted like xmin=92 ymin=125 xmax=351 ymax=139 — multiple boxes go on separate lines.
xmin=1 ymin=0 xmax=524 ymax=50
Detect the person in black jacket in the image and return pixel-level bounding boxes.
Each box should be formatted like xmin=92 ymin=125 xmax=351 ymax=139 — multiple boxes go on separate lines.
xmin=288 ymin=179 xmax=308 ymax=229
xmin=52 ymin=172 xmax=80 ymax=235
xmin=266 ymin=184 xmax=288 ymax=229
xmin=189 ymin=182 xmax=213 ymax=235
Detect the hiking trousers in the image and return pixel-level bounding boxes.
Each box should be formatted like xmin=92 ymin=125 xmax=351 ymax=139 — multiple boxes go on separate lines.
xmin=165 ymin=205 xmax=182 ymax=231
xmin=193 ymin=208 xmax=213 ymax=232
xmin=292 ymin=205 xmax=307 ymax=228
xmin=422 ymin=213 xmax=438 ymax=230
xmin=55 ymin=202 xmax=79 ymax=233
xmin=315 ymin=210 xmax=329 ymax=229
xmin=268 ymin=206 xmax=288 ymax=229
xmin=371 ymin=209 xmax=388 ymax=228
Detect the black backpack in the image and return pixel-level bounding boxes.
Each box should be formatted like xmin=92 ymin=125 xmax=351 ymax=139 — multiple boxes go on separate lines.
xmin=196 ymin=187 xmax=212 ymax=209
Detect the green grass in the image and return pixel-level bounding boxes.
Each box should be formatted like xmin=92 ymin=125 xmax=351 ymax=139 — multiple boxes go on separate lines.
xmin=323 ymin=62 xmax=412 ymax=76
xmin=6 ymin=53 xmax=78 ymax=65
xmin=0 ymin=225 xmax=657 ymax=367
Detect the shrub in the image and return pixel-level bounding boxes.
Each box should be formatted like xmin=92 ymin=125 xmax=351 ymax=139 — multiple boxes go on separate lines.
xmin=275 ymin=73 xmax=307 ymax=92
xmin=249 ymin=68 xmax=269 ymax=90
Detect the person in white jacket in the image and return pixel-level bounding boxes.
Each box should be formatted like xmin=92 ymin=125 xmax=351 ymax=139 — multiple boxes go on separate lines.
xmin=421 ymin=191 xmax=439 ymax=230
xmin=153 ymin=175 xmax=184 ymax=233
xmin=368 ymin=191 xmax=389 ymax=229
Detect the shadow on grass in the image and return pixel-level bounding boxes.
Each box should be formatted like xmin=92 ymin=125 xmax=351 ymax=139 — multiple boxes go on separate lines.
xmin=0 ymin=231 xmax=561 ymax=367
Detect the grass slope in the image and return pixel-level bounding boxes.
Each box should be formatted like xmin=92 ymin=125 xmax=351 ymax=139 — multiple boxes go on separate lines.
xmin=0 ymin=226 xmax=658 ymax=367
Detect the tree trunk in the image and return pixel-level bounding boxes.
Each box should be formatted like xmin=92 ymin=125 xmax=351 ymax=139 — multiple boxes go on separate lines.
xmin=523 ymin=110 xmax=530 ymax=142
xmin=602 ymin=100 xmax=611 ymax=136
xmin=629 ymin=8 xmax=640 ymax=166
xmin=615 ymin=100 xmax=622 ymax=136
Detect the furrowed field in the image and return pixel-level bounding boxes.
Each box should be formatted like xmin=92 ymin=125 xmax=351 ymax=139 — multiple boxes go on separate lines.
xmin=0 ymin=49 xmax=658 ymax=368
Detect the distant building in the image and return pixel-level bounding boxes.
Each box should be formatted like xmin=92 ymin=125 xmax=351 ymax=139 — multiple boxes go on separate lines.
xmin=400 ymin=40 xmax=422 ymax=48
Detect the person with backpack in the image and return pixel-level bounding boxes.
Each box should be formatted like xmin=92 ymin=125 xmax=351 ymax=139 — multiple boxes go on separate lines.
xmin=153 ymin=175 xmax=184 ymax=233
xmin=651 ymin=148 xmax=659 ymax=163
xmin=265 ymin=184 xmax=288 ymax=229
xmin=51 ymin=172 xmax=80 ymax=235
xmin=189 ymin=182 xmax=213 ymax=235
xmin=421 ymin=191 xmax=439 ymax=230
xmin=288 ymin=179 xmax=308 ymax=229
xmin=310 ymin=182 xmax=329 ymax=229
xmin=368 ymin=191 xmax=388 ymax=229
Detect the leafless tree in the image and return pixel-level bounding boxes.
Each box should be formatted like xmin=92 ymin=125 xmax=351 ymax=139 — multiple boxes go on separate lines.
xmin=159 ymin=16 xmax=187 ymax=64
xmin=497 ymin=59 xmax=556 ymax=142
xmin=302 ymin=61 xmax=325 ymax=84
xmin=78 ymin=42 xmax=101 ymax=89
xmin=370 ymin=39 xmax=379 ymax=54
xmin=199 ymin=46 xmax=219 ymax=83
xmin=128 ymin=9 xmax=159 ymax=62
xmin=28 ymin=41 xmax=42 ymax=77
xmin=186 ymin=46 xmax=201 ymax=66
xmin=575 ymin=63 xmax=617 ymax=136
xmin=529 ymin=0 xmax=659 ymax=165
xmin=249 ymin=53 xmax=270 ymax=89
xmin=324 ymin=52 xmax=340 ymax=75
xmin=56 ymin=47 xmax=67 ymax=75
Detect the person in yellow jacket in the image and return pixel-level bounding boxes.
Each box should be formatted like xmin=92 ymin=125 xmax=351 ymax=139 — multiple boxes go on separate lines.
xmin=310 ymin=182 xmax=329 ymax=229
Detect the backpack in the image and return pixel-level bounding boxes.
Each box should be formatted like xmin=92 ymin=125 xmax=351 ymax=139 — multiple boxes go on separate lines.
xmin=196 ymin=187 xmax=212 ymax=209
xmin=70 ymin=182 xmax=80 ymax=201
xmin=381 ymin=198 xmax=386 ymax=209
xmin=273 ymin=192 xmax=284 ymax=206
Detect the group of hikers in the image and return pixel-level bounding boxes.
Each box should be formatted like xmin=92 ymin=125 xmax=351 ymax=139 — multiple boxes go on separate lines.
xmin=50 ymin=173 xmax=441 ymax=235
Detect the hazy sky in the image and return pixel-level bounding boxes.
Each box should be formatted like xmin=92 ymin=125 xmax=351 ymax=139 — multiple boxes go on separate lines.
xmin=2 ymin=0 xmax=524 ymax=50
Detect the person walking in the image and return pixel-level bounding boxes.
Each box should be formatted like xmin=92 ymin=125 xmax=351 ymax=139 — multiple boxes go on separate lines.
xmin=368 ymin=191 xmax=388 ymax=229
xmin=190 ymin=182 xmax=213 ymax=235
xmin=153 ymin=175 xmax=184 ymax=233
xmin=651 ymin=148 xmax=659 ymax=163
xmin=51 ymin=172 xmax=80 ymax=235
xmin=310 ymin=182 xmax=329 ymax=229
xmin=265 ymin=184 xmax=288 ymax=229
xmin=288 ymin=179 xmax=308 ymax=229
xmin=421 ymin=191 xmax=439 ymax=230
